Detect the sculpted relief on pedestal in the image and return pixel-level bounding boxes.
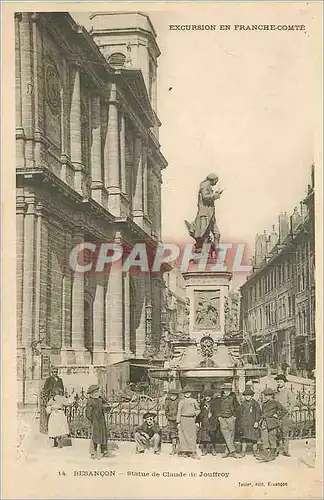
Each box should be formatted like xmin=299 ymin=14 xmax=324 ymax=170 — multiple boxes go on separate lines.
xmin=194 ymin=291 xmax=220 ymax=330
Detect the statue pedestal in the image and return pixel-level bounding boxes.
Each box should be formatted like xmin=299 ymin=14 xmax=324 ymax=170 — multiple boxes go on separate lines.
xmin=182 ymin=265 xmax=232 ymax=342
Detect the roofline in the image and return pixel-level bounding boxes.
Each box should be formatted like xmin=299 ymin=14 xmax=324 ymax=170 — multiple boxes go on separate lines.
xmin=89 ymin=11 xmax=158 ymax=38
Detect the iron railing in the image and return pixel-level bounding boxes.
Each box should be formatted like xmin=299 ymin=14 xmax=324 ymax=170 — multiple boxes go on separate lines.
xmin=40 ymin=385 xmax=316 ymax=442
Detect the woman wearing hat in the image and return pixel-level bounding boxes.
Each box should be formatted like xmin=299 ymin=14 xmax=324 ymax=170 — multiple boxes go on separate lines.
xmin=46 ymin=387 xmax=73 ymax=448
xmin=239 ymin=386 xmax=261 ymax=457
xmin=85 ymin=385 xmax=111 ymax=459
xmin=176 ymin=386 xmax=200 ymax=458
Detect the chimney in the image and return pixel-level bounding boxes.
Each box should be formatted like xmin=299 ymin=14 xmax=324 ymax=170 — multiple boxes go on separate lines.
xmin=260 ymin=230 xmax=268 ymax=260
xmin=268 ymin=224 xmax=279 ymax=251
xmin=291 ymin=206 xmax=302 ymax=233
xmin=278 ymin=212 xmax=289 ymax=243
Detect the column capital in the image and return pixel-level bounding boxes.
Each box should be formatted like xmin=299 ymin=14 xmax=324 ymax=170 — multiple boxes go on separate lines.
xmin=16 ymin=200 xmax=27 ymax=215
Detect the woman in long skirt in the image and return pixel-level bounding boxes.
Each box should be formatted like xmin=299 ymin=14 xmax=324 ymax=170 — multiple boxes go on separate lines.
xmin=176 ymin=386 xmax=200 ymax=459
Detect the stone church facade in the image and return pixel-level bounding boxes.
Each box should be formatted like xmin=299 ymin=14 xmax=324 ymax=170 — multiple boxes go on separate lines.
xmin=16 ymin=12 xmax=167 ymax=404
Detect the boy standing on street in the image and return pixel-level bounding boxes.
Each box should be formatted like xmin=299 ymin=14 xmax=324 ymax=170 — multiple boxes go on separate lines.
xmin=257 ymin=387 xmax=288 ymax=463
xmin=274 ymin=374 xmax=295 ymax=457
xmin=164 ymin=389 xmax=180 ymax=455
xmin=85 ymin=385 xmax=111 ymax=459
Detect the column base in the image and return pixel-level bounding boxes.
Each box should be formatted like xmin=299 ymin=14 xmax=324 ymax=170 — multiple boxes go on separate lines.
xmin=107 ymin=351 xmax=125 ymax=365
xmin=91 ymin=184 xmax=108 ymax=209
xmin=71 ymin=347 xmax=91 ymax=365
xmin=60 ymin=348 xmax=75 ymax=365
xmin=92 ymin=349 xmax=107 ymax=365
xmin=133 ymin=213 xmax=151 ymax=234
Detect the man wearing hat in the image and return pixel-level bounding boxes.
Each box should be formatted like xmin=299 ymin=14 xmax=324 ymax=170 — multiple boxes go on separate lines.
xmin=239 ymin=386 xmax=261 ymax=457
xmin=257 ymin=387 xmax=288 ymax=463
xmin=274 ymin=374 xmax=295 ymax=457
xmin=85 ymin=385 xmax=111 ymax=459
xmin=176 ymin=386 xmax=200 ymax=458
xmin=164 ymin=388 xmax=180 ymax=455
xmin=134 ymin=412 xmax=162 ymax=454
xmin=218 ymin=382 xmax=242 ymax=459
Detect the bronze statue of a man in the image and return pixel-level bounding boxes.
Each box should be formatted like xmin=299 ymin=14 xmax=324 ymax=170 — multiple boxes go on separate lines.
xmin=185 ymin=173 xmax=223 ymax=253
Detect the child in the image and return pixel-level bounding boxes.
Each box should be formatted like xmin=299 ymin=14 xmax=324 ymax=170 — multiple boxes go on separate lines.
xmin=176 ymin=386 xmax=200 ymax=459
xmin=256 ymin=387 xmax=288 ymax=463
xmin=85 ymin=385 xmax=110 ymax=459
xmin=164 ymin=389 xmax=180 ymax=455
xmin=134 ymin=412 xmax=162 ymax=454
xmin=46 ymin=388 xmax=73 ymax=448
xmin=239 ymin=386 xmax=261 ymax=457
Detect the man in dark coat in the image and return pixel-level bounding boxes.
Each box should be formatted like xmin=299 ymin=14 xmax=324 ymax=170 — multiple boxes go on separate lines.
xmin=239 ymin=386 xmax=261 ymax=456
xmin=218 ymin=382 xmax=242 ymax=459
xmin=40 ymin=367 xmax=65 ymax=434
xmin=85 ymin=385 xmax=111 ymax=459
xmin=197 ymin=389 xmax=221 ymax=456
xmin=164 ymin=389 xmax=180 ymax=455
xmin=134 ymin=412 xmax=162 ymax=454
xmin=42 ymin=367 xmax=64 ymax=399
xmin=257 ymin=387 xmax=288 ymax=463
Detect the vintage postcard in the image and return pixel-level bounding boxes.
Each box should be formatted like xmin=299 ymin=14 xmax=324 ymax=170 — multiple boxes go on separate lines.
xmin=1 ymin=1 xmax=323 ymax=499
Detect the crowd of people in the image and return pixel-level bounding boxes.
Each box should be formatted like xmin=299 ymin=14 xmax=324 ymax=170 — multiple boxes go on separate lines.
xmin=41 ymin=368 xmax=295 ymax=463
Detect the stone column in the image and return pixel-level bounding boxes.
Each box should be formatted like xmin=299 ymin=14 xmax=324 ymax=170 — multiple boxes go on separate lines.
xmin=91 ymin=95 xmax=103 ymax=204
xmin=21 ymin=198 xmax=36 ymax=393
xmin=93 ymin=276 xmax=106 ymax=364
xmin=70 ymin=65 xmax=82 ymax=194
xmin=60 ymin=230 xmax=74 ymax=365
xmin=71 ymin=232 xmax=86 ymax=363
xmin=15 ymin=13 xmax=25 ymax=168
xmin=142 ymin=142 xmax=148 ymax=216
xmin=16 ymin=200 xmax=26 ymax=345
xmin=34 ymin=203 xmax=44 ymax=345
xmin=31 ymin=14 xmax=44 ymax=168
xmin=135 ymin=275 xmax=150 ymax=357
xmin=133 ymin=135 xmax=144 ymax=224
xmin=20 ymin=13 xmax=34 ymax=168
xmin=22 ymin=198 xmax=36 ymax=346
xmin=123 ymin=272 xmax=131 ymax=356
xmin=120 ymin=113 xmax=127 ymax=194
xmin=105 ymin=83 xmax=121 ymax=215
xmin=105 ymin=254 xmax=124 ymax=364
xmin=60 ymin=58 xmax=69 ymax=182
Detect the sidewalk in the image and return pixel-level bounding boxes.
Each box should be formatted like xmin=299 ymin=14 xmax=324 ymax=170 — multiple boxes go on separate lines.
xmin=19 ymin=429 xmax=316 ymax=470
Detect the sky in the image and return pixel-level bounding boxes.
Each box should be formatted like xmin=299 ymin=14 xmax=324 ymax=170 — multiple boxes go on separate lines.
xmin=73 ymin=5 xmax=318 ymax=287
